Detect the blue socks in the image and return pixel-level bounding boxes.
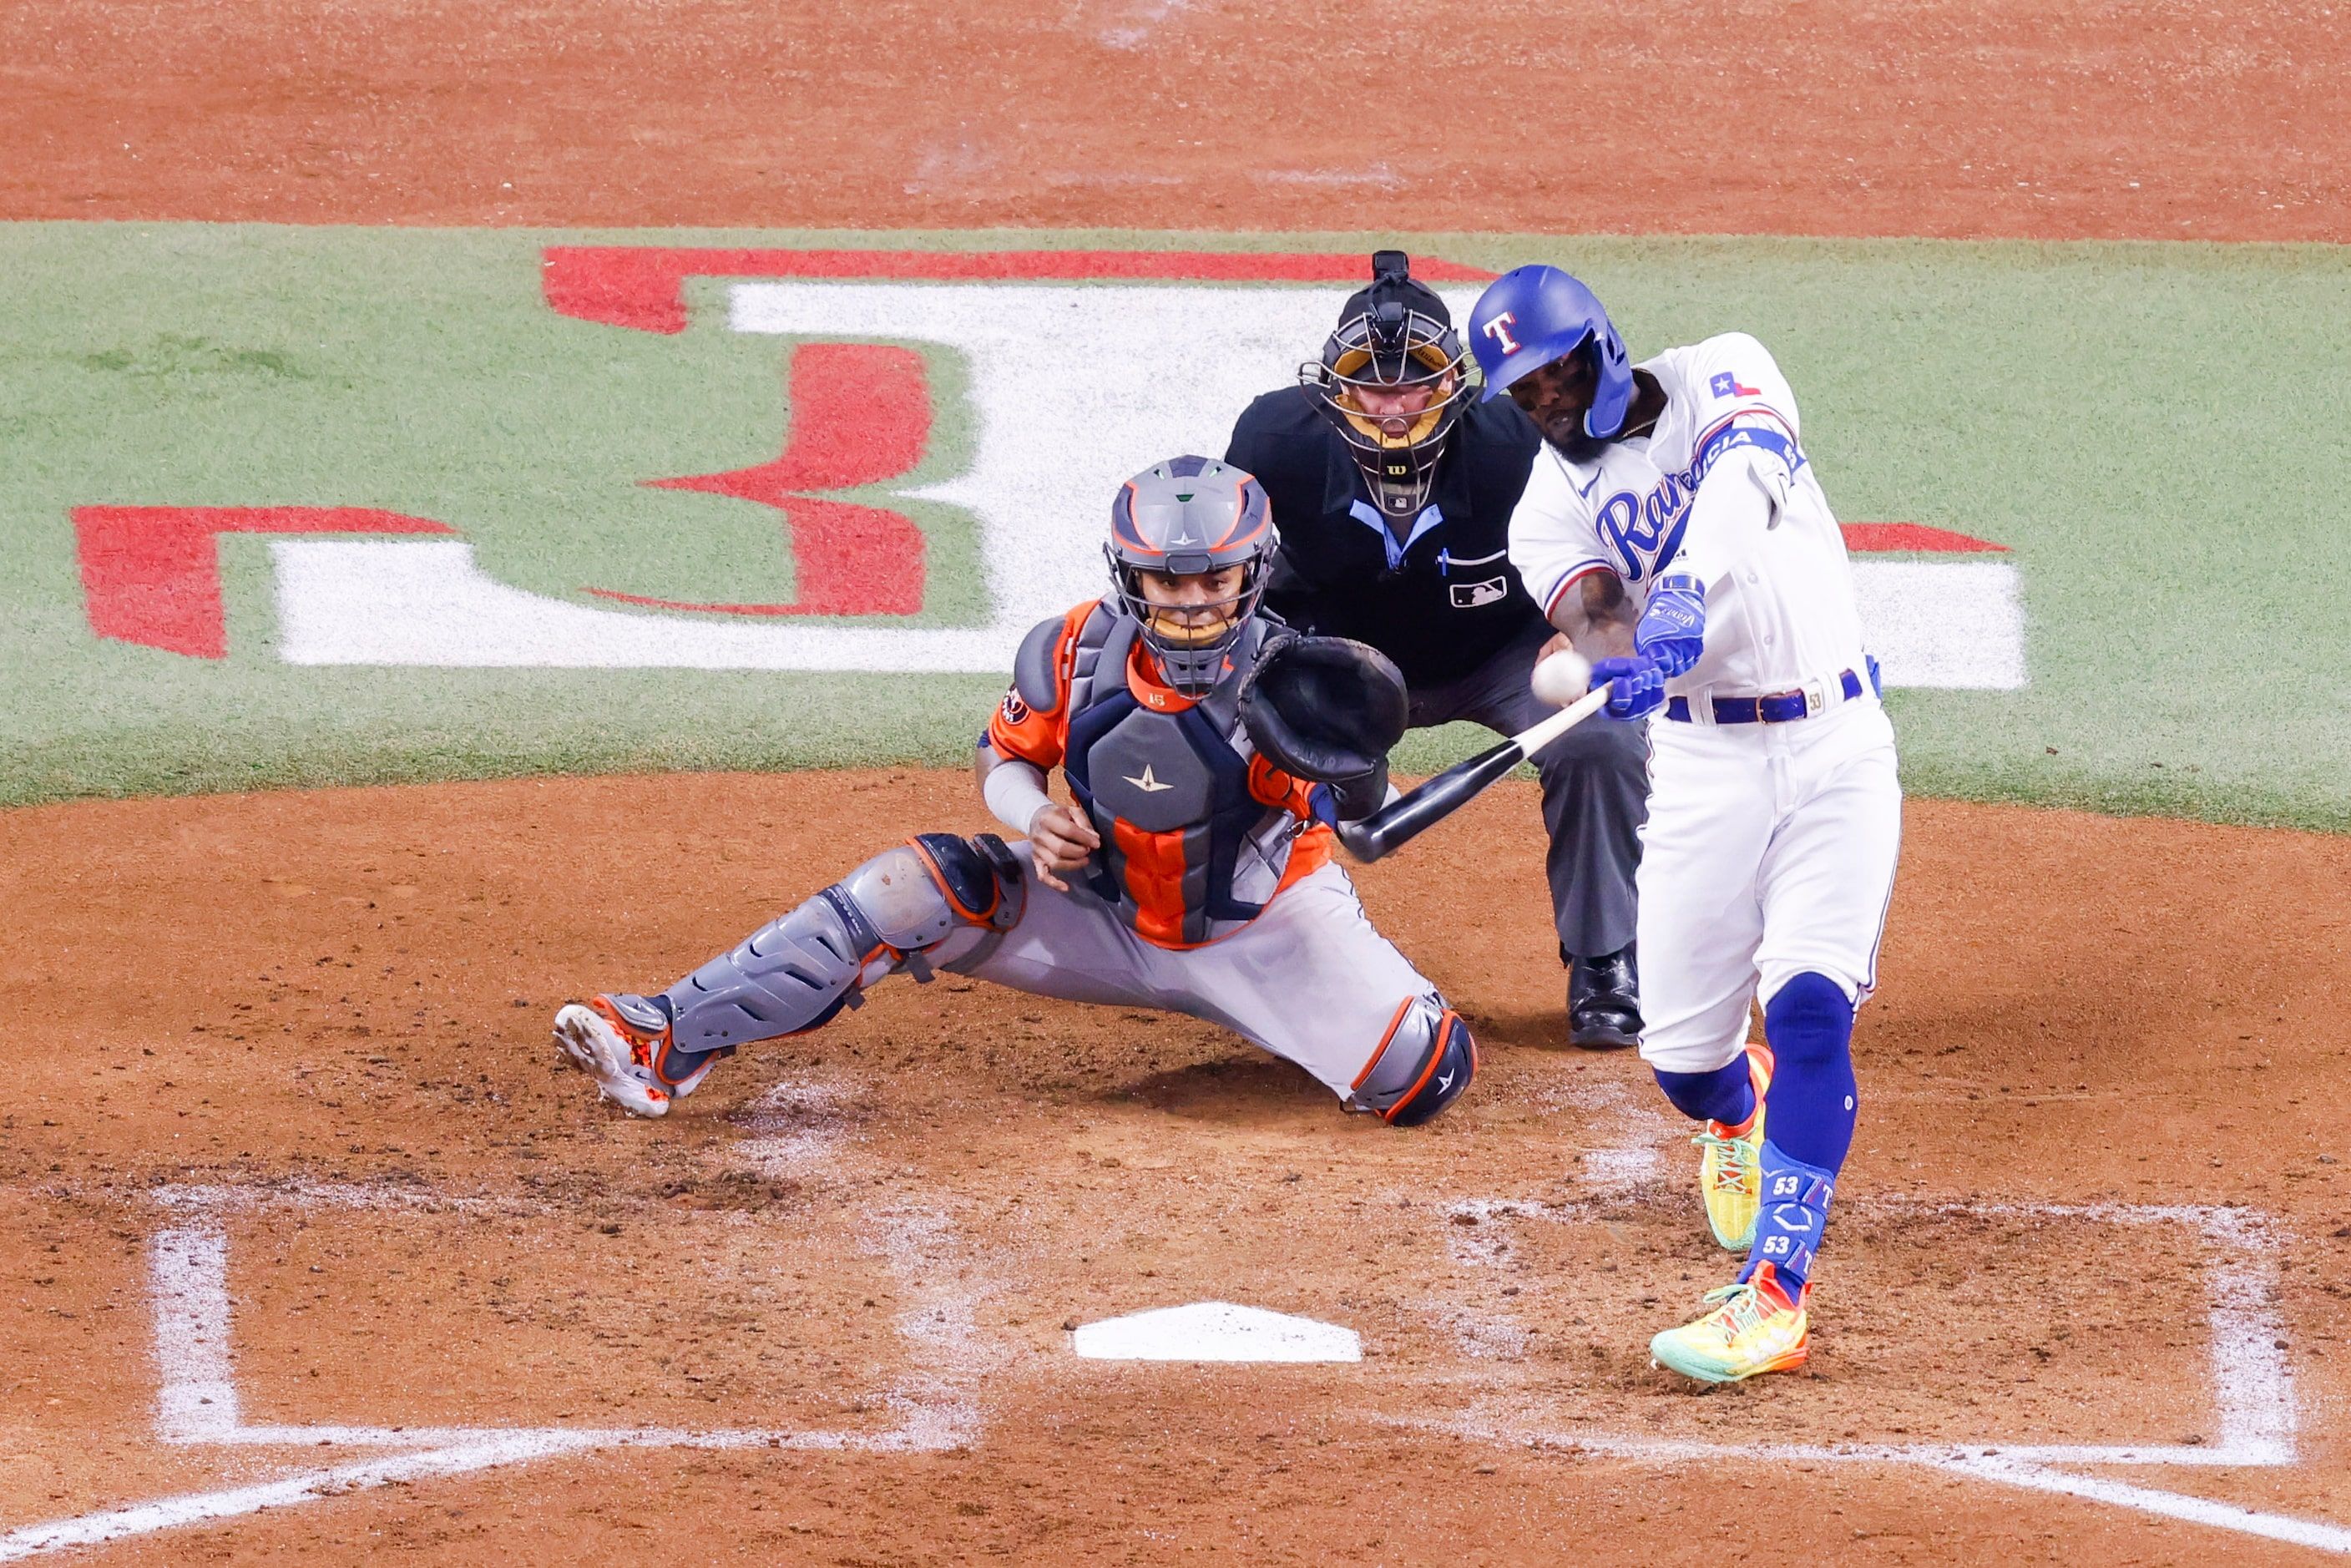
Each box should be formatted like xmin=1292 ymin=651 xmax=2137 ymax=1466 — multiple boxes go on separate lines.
xmin=1739 ymin=972 xmax=1860 ymax=1292
xmin=1653 ymin=1057 xmax=1755 ymax=1126
xmin=1649 ymin=973 xmax=1861 ymax=1293
xmin=1758 ymin=972 xmax=1858 ymax=1172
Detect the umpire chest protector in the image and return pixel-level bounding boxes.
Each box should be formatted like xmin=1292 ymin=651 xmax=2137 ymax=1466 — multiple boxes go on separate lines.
xmin=1027 ymin=604 xmax=1302 ymax=947
xmin=1226 ymin=389 xmax=1547 ymax=688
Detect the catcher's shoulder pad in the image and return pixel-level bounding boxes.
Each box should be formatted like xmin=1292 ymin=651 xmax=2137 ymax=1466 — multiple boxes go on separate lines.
xmin=1014 ymin=614 xmax=1069 ymax=715
xmin=1239 ymin=634 xmax=1408 ymax=784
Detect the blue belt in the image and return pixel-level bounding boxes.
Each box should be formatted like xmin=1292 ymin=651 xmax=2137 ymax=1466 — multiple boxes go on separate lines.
xmin=1666 ymin=667 xmax=1866 ymax=725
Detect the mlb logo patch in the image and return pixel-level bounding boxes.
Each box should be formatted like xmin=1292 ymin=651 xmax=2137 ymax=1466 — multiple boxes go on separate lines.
xmin=1450 ymin=577 xmax=1508 ymax=609
xmin=1709 ymin=372 xmax=1763 ymax=399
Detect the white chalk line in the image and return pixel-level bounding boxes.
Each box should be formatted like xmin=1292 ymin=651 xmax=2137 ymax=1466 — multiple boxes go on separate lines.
xmin=13 ymin=1168 xmax=2343 ymax=1557
xmin=1423 ymin=1424 xmax=2351 ymax=1559
xmin=2 ymin=1149 xmax=983 ymax=1561
xmin=1423 ymin=1187 xmax=2343 ymax=1550
xmin=0 ymin=1434 xmax=599 ymax=1565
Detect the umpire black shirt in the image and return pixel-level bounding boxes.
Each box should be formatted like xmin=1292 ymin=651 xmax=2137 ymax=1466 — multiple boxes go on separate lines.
xmin=1225 ymin=387 xmax=1547 ymax=689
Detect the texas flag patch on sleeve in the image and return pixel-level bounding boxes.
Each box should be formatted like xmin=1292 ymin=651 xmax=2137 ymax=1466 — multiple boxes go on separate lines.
xmin=1709 ymin=371 xmax=1763 ymax=399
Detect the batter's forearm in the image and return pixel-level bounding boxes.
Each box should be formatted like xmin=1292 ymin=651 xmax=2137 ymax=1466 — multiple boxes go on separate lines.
xmin=1549 ymin=570 xmax=1638 ymax=660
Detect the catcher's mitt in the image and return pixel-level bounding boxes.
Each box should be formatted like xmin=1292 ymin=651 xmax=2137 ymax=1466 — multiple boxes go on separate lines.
xmin=1239 ymin=635 xmax=1408 ymax=819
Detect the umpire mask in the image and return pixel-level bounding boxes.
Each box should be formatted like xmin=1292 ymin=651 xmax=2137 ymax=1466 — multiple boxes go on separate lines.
xmin=1302 ymin=251 xmax=1477 ymax=520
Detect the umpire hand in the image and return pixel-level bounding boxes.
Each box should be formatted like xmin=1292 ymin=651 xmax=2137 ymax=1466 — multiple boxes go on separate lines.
xmin=1025 ymin=802 xmax=1101 ymax=893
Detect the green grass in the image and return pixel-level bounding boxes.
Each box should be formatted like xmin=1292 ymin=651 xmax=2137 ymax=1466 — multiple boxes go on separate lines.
xmin=2 ymin=224 xmax=2347 ymax=828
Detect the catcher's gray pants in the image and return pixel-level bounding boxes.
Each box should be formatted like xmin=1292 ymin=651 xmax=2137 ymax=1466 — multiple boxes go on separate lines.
xmin=936 ymin=853 xmax=1437 ymax=1100
xmin=1404 ymin=615 xmax=1649 ymax=959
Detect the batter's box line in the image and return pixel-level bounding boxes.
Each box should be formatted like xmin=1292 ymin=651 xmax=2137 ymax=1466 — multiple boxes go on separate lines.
xmin=1421 ymin=1196 xmax=2351 ymax=1555
xmin=0 ymin=1183 xmax=981 ymax=1565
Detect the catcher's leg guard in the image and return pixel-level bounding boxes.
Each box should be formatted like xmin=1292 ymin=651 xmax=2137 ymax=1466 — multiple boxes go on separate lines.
xmin=660 ymin=833 xmax=1024 ymax=1055
xmin=604 ymin=990 xmax=730 ymax=1093
xmin=1348 ymin=995 xmax=1476 ymax=1126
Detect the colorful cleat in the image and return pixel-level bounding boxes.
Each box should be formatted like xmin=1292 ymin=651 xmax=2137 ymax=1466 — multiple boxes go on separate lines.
xmin=1649 ymin=1261 xmax=1810 ymax=1383
xmin=553 ymin=994 xmax=715 ymax=1119
xmin=1693 ymin=1040 xmax=1774 ymax=1251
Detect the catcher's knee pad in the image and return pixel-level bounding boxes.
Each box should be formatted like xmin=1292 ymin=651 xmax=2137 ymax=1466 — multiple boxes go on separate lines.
xmin=662 ymin=833 xmax=1024 ymax=1052
xmin=1349 ymin=995 xmax=1476 ymax=1126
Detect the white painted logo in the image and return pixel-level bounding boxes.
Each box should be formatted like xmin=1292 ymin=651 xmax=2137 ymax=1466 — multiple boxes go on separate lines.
xmin=260 ymin=279 xmax=2025 ymax=689
xmin=1123 ymin=765 xmax=1175 ymax=793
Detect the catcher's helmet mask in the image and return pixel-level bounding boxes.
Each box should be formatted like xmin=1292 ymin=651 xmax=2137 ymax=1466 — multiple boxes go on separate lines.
xmin=1106 ymin=456 xmax=1279 ymax=697
xmin=1301 ymin=251 xmax=1478 ymax=520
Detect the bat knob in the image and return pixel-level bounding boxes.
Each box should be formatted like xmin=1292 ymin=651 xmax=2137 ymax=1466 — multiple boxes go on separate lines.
xmin=1335 ymin=819 xmax=1390 ymax=862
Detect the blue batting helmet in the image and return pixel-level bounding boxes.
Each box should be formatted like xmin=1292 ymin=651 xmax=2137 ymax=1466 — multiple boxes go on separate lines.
xmin=1465 ymin=266 xmax=1635 ymax=440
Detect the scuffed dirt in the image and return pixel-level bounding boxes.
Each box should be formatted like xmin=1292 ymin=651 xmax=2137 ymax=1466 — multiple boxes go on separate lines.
xmin=3 ymin=770 xmax=2350 ymax=1563
xmin=2 ymin=0 xmax=2343 ymax=240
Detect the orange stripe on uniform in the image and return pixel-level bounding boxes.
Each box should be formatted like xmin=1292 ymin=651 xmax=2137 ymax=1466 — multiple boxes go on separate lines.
xmin=1110 ymin=817 xmax=1193 ymax=948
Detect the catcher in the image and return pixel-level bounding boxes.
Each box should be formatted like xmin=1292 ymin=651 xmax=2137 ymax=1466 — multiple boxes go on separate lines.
xmin=554 ymin=456 xmax=1478 ymax=1128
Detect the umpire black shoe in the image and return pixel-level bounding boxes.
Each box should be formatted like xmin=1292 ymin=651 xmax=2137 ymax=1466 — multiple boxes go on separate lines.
xmin=1566 ymin=943 xmax=1642 ymax=1050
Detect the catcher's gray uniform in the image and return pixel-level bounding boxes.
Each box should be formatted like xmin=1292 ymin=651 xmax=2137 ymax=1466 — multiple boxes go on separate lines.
xmin=935 ymin=848 xmax=1441 ymax=1098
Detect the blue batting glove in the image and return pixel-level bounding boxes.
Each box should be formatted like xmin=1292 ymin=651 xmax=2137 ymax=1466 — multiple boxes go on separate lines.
xmin=1635 ymin=573 xmax=1706 ymax=677
xmin=1589 ymin=655 xmax=1666 ymax=721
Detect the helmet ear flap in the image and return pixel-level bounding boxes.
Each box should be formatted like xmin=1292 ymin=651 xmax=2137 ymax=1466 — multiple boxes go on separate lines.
xmin=1585 ymin=334 xmax=1634 ymax=439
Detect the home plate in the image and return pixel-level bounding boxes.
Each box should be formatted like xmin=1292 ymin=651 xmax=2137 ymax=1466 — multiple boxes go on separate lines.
xmin=1070 ymin=1301 xmax=1362 ymax=1363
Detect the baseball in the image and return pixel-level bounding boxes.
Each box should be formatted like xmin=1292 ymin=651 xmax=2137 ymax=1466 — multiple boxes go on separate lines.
xmin=1529 ymin=647 xmax=1593 ymax=707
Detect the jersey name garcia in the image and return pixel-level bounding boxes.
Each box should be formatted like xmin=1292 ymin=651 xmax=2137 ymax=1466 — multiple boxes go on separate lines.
xmin=1506 ymin=331 xmax=1870 ymax=699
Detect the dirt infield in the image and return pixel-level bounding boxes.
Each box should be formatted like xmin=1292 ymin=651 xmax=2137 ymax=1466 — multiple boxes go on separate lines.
xmin=3 ymin=0 xmax=2343 ymax=241
xmin=6 ymin=0 xmax=2348 ymax=1557
xmin=5 ymin=770 xmax=2350 ymax=1562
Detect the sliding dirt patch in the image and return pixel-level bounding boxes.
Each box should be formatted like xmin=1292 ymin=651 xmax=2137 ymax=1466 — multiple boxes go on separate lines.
xmin=5 ymin=771 xmax=2351 ymax=1562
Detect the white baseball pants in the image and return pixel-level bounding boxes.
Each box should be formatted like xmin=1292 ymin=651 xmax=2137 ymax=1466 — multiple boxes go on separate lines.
xmin=1634 ymin=698 xmax=1902 ymax=1075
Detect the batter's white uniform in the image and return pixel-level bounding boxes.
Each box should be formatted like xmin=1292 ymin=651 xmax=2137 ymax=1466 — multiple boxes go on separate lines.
xmin=1506 ymin=332 xmax=1902 ymax=1074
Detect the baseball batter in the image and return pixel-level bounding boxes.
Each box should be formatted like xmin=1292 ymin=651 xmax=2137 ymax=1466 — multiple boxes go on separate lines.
xmin=553 ymin=457 xmax=1477 ymax=1130
xmin=1469 ymin=266 xmax=1901 ymax=1382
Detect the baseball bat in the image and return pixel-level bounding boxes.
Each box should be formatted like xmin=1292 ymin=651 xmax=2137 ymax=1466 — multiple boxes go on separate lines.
xmin=1337 ymin=683 xmax=1613 ymax=862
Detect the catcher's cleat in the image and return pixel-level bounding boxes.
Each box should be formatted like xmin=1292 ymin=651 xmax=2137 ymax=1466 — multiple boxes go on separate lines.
xmin=1694 ymin=1041 xmax=1775 ymax=1251
xmin=1649 ymin=1261 xmax=1810 ymax=1384
xmin=554 ymin=995 xmax=716 ymax=1119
